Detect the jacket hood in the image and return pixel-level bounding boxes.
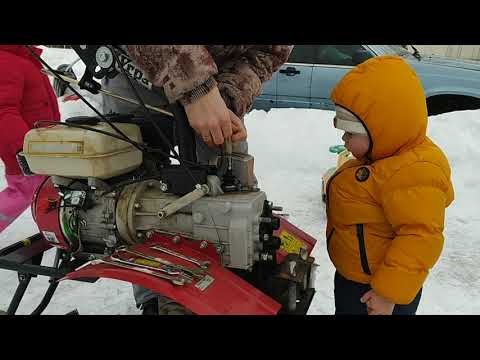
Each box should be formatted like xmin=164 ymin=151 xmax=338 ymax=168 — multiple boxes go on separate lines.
xmin=331 ymin=56 xmax=428 ymax=161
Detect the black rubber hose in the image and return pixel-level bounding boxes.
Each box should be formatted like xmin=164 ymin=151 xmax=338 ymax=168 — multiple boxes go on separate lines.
xmin=31 ymin=248 xmax=63 ymax=316
xmin=30 ymin=280 xmax=59 ymax=315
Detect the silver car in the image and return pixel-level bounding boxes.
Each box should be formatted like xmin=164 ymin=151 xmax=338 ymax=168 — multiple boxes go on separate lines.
xmin=253 ymin=45 xmax=480 ymax=115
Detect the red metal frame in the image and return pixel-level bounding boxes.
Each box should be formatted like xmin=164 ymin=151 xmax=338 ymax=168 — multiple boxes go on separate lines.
xmin=63 ymin=234 xmax=282 ymax=315
xmin=33 ymin=178 xmax=70 ymax=250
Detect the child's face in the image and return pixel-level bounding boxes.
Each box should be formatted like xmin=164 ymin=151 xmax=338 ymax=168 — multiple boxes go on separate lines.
xmin=342 ymin=132 xmax=370 ymax=159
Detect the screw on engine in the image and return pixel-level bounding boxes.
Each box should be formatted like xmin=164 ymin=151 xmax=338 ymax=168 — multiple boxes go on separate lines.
xmin=215 ymin=244 xmax=225 ymax=254
xmin=159 ymin=181 xmax=168 ymax=192
xmin=99 ymin=52 xmax=108 ymax=62
xmin=261 ymin=253 xmax=273 ymax=261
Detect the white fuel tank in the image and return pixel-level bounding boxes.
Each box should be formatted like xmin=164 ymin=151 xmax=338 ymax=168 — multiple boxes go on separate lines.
xmin=22 ymin=122 xmax=143 ymax=179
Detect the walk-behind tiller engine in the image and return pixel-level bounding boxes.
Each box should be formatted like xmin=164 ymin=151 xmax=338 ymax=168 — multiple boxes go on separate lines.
xmin=4 ymin=45 xmax=317 ymax=315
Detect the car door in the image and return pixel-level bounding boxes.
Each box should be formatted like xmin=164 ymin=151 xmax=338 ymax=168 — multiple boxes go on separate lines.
xmin=276 ymin=45 xmax=314 ymax=108
xmin=310 ymin=45 xmax=374 ymax=110
xmin=253 ymin=71 xmax=278 ymax=111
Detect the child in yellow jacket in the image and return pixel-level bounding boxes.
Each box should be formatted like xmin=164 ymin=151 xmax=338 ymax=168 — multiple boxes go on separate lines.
xmin=325 ymin=56 xmax=454 ymax=315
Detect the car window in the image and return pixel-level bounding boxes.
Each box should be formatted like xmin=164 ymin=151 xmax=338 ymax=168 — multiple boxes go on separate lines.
xmin=288 ymin=45 xmax=318 ymax=64
xmin=288 ymin=45 xmax=372 ymax=66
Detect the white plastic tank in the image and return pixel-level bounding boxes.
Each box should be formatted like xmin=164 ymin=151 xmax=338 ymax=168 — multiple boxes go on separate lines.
xmin=22 ymin=122 xmax=143 ymax=179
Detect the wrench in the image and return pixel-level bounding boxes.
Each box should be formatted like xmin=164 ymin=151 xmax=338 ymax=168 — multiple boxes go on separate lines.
xmin=103 ymin=258 xmax=186 ymax=285
xmin=116 ymin=247 xmax=205 ymax=279
xmin=88 ymin=259 xmax=186 ymax=286
xmin=150 ymin=245 xmax=210 ymax=269
xmin=110 ymin=254 xmax=193 ymax=282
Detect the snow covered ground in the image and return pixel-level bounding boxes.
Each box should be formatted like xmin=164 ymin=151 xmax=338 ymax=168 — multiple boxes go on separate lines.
xmin=0 ymin=47 xmax=479 ymax=315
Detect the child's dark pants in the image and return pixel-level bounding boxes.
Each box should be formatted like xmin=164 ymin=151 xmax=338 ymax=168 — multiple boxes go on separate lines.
xmin=334 ymin=271 xmax=422 ymax=315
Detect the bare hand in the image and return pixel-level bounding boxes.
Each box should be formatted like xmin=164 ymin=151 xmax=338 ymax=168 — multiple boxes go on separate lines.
xmin=230 ymin=110 xmax=247 ymax=143
xmin=360 ymin=289 xmax=395 ymax=315
xmin=184 ymin=86 xmax=233 ymax=148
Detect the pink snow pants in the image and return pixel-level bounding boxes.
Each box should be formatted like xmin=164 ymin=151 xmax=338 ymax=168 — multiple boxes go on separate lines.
xmin=0 ymin=175 xmax=45 ymax=233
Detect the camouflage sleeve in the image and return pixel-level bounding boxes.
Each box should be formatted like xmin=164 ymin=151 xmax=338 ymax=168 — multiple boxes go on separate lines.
xmin=216 ymin=45 xmax=293 ymax=118
xmin=126 ymin=45 xmax=218 ymax=104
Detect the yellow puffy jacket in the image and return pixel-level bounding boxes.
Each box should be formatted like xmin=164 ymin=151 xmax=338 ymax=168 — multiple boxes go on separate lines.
xmin=326 ymin=56 xmax=454 ymax=304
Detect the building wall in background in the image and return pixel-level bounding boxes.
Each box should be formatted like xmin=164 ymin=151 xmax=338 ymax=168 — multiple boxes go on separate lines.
xmin=415 ymin=45 xmax=480 ymax=61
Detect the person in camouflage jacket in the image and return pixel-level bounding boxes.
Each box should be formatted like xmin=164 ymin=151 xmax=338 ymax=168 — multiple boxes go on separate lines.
xmin=125 ymin=45 xmax=293 ymax=147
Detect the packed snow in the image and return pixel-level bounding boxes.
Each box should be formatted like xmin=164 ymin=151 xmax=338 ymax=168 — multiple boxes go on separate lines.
xmin=0 ymin=47 xmax=478 ymax=315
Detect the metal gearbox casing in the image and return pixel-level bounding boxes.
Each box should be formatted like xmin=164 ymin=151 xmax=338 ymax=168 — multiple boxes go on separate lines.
xmin=116 ymin=181 xmax=266 ymax=270
xmin=190 ymin=191 xmax=266 ymax=269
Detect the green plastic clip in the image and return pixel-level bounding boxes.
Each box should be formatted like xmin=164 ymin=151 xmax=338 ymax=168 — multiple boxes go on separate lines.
xmin=329 ymin=145 xmax=346 ymax=154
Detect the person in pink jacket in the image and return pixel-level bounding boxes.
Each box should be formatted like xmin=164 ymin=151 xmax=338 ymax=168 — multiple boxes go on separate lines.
xmin=0 ymin=45 xmax=60 ymax=233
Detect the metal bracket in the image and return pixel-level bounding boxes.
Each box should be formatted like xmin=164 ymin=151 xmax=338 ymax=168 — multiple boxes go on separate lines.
xmin=71 ymin=45 xmax=118 ymax=80
xmin=78 ymin=69 xmax=102 ymax=94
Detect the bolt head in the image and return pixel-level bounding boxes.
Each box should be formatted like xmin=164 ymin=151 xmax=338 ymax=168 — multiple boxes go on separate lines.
xmin=223 ymin=202 xmax=232 ymax=214
xmin=200 ymin=241 xmax=208 ymax=249
xmin=193 ymin=212 xmax=204 ymax=224
xmin=99 ymin=52 xmax=109 ymax=61
xmin=172 ymin=236 xmax=181 ymax=244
